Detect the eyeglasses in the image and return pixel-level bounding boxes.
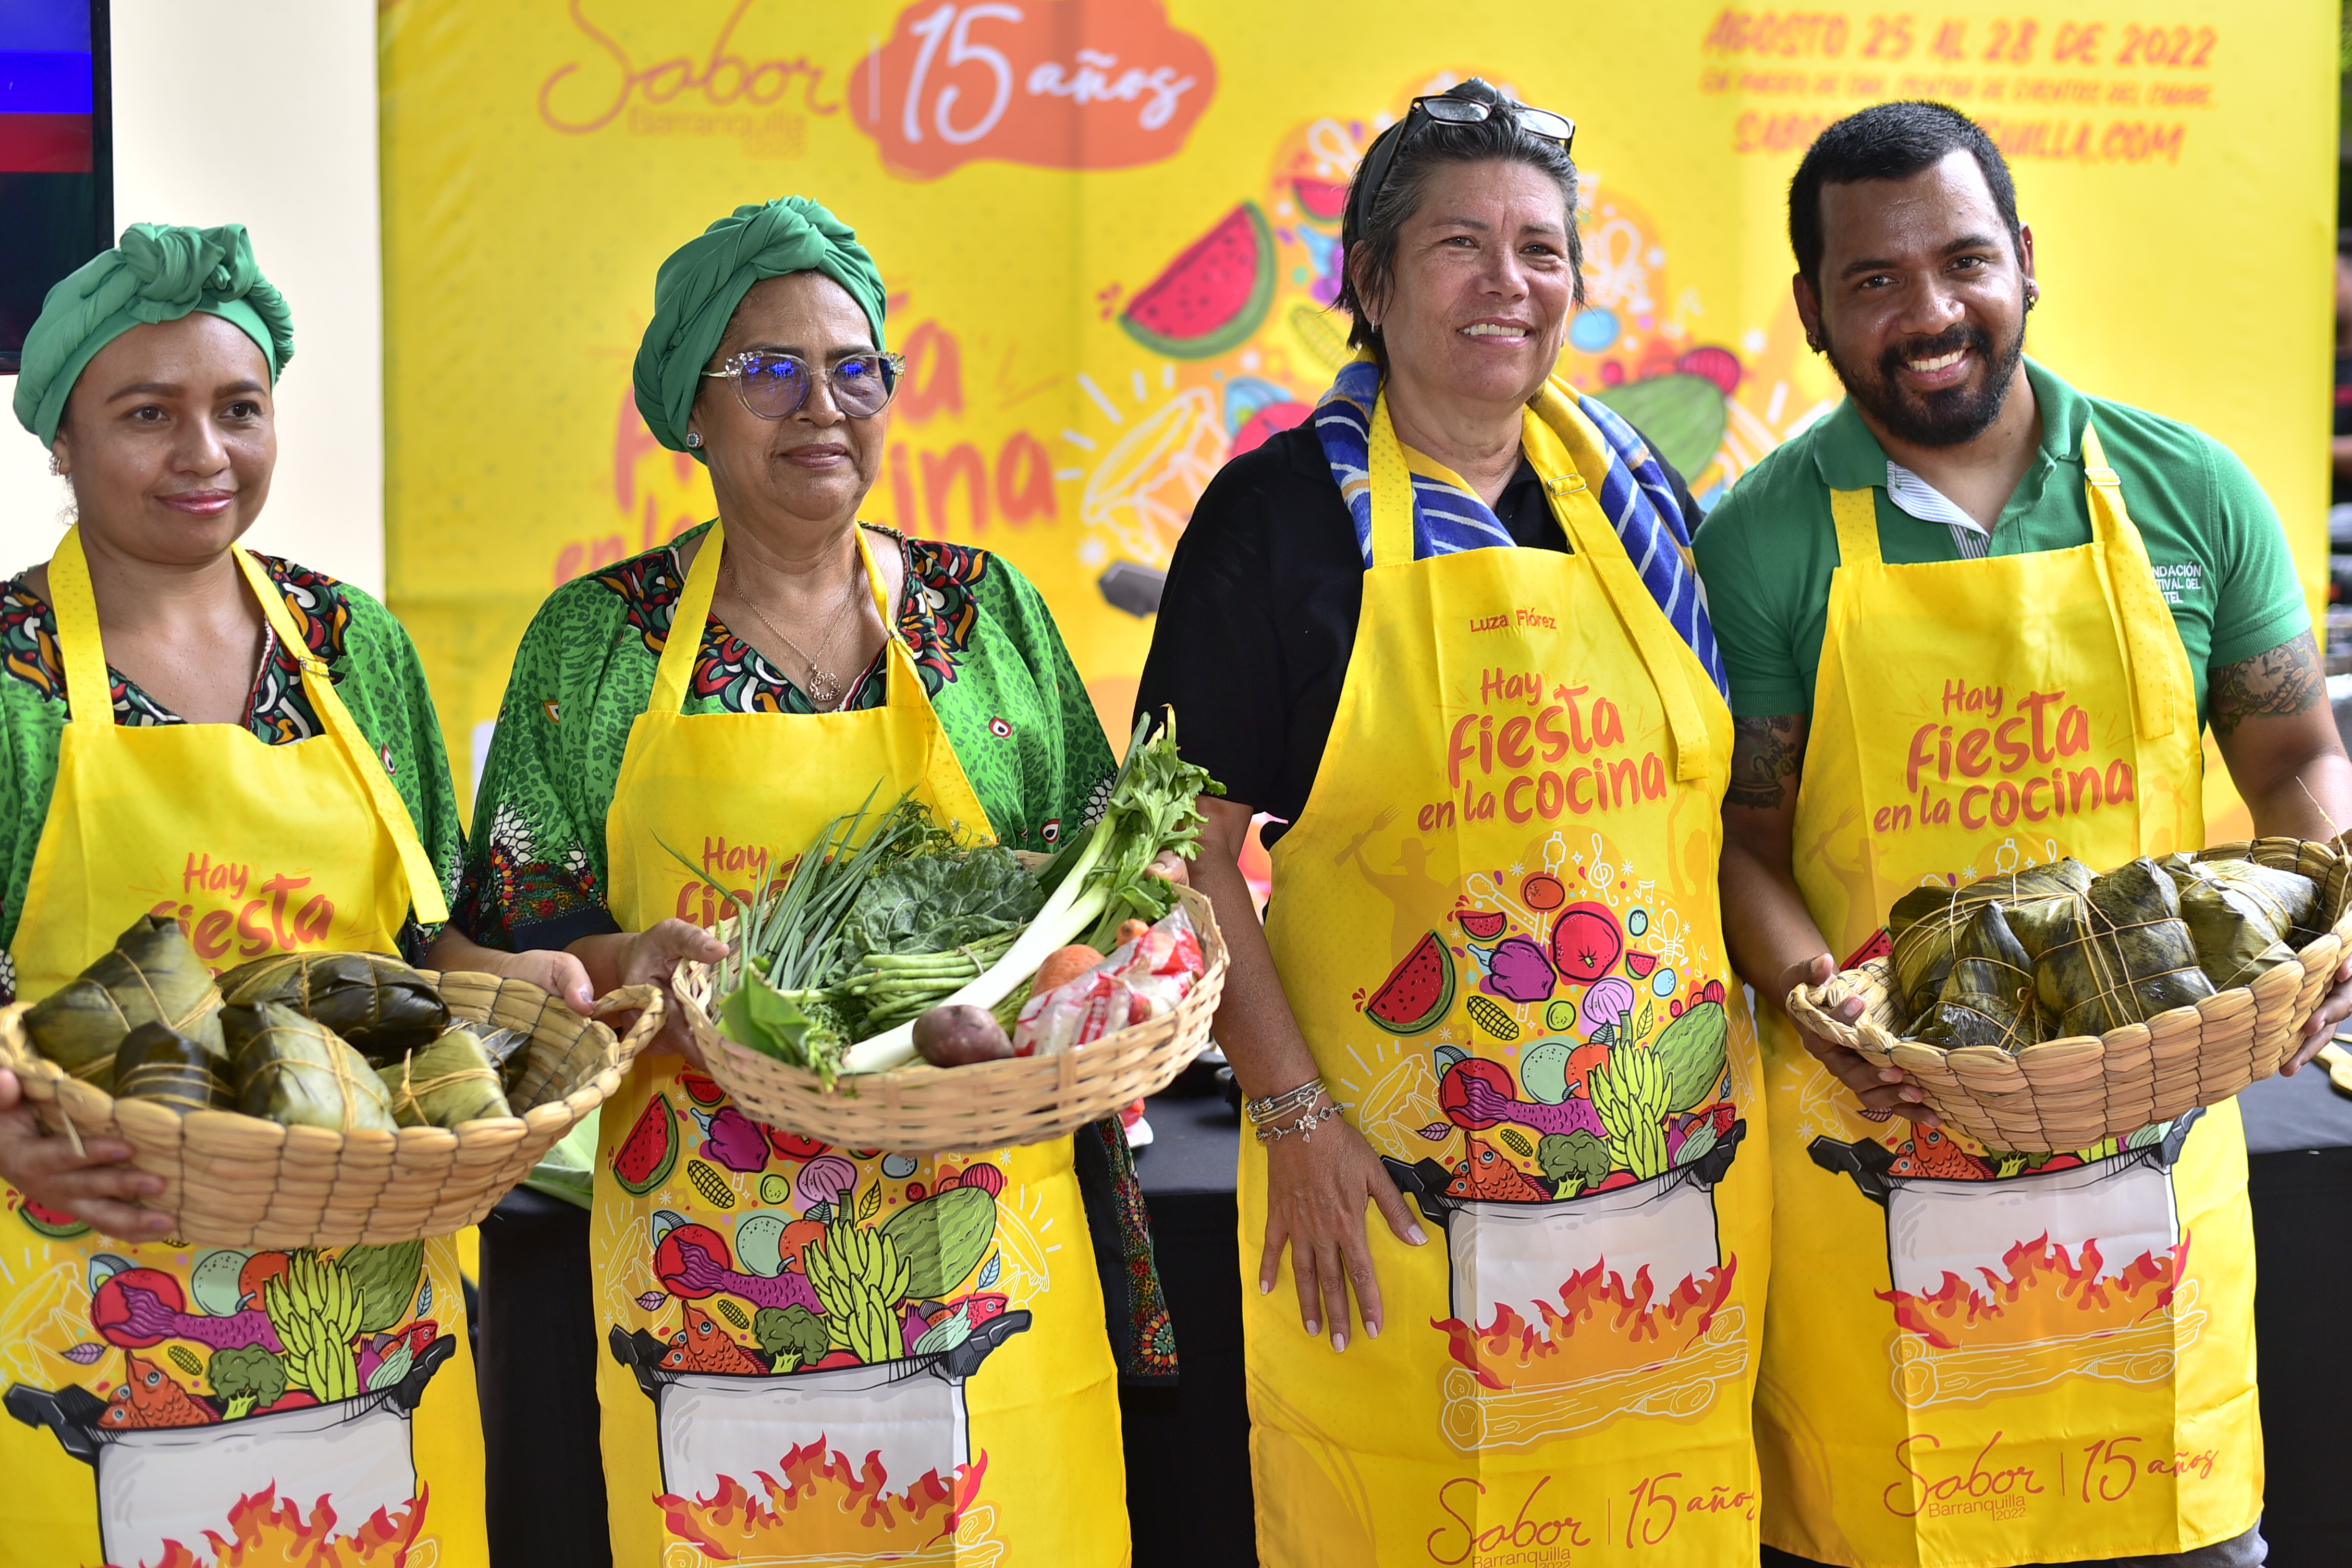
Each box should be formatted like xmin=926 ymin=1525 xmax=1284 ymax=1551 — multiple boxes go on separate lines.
xmin=1350 ymin=92 xmax=1577 ymax=236
xmin=702 ymin=350 xmax=906 ymax=420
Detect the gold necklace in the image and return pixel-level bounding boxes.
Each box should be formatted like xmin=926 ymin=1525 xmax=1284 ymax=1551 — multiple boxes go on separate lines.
xmin=722 ymin=547 xmax=864 ymax=710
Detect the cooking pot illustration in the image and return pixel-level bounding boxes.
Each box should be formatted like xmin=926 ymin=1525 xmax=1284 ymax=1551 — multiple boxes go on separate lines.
xmin=1808 ymin=1111 xmax=2207 ymax=1408
xmin=1381 ymin=1128 xmax=1748 ymax=1451
xmin=1386 ymin=1123 xmax=1744 ymax=1327
xmin=610 ymin=1311 xmax=1030 ymax=1500
xmin=6 ymin=1335 xmax=454 ymax=1568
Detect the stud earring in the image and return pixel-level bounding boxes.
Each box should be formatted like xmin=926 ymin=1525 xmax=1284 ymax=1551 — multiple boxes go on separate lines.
xmin=48 ymin=454 xmax=65 ymax=476
xmin=685 ymin=432 xmax=703 ymax=449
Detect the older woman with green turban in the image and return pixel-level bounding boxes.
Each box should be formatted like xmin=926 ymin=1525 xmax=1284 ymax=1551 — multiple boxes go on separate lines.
xmin=0 ymin=223 xmax=496 ymax=1566
xmin=454 ymin=197 xmax=1160 ymax=1566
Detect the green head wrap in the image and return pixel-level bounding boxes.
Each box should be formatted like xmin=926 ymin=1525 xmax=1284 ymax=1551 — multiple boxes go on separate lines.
xmin=13 ymin=222 xmax=294 ymax=447
xmin=632 ymin=196 xmax=887 ymax=461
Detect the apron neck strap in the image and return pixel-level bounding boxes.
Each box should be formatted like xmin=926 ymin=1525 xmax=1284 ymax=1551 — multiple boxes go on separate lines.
xmin=1522 ymin=386 xmax=1713 ymax=781
xmin=1365 ymin=395 xmax=1419 ymax=567
xmin=1830 ymin=485 xmax=1883 ymax=567
xmin=46 ymin=525 xmax=448 ymax=925
xmin=2081 ymin=420 xmax=2183 ymax=739
xmin=47 ymin=525 xmax=115 ymax=724
xmin=654 ymin=521 xmax=900 ymax=715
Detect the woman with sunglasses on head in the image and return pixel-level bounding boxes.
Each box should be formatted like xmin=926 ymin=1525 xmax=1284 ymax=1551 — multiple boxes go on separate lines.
xmin=1136 ymin=79 xmax=1769 ymax=1561
xmin=453 ymin=198 xmax=1165 ymax=1565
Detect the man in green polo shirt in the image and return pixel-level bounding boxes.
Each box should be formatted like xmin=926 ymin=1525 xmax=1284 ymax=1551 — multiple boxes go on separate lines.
xmin=1697 ymin=101 xmax=2350 ymax=1568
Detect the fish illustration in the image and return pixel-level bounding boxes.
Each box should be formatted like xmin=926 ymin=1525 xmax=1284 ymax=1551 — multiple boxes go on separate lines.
xmin=100 ymin=1351 xmax=219 ymax=1429
xmin=1887 ymin=1125 xmax=1992 ymax=1180
xmin=659 ymin=1302 xmax=768 ymax=1375
xmin=1445 ymin=1137 xmax=1554 ymax=1202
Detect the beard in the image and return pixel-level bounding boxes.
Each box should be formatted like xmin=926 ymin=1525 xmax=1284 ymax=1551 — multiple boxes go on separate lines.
xmin=1819 ymin=314 xmax=2026 ymax=448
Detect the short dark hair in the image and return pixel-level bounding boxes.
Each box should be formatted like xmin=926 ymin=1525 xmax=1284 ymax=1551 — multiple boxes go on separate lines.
xmin=1788 ymin=101 xmax=2022 ymax=291
xmin=1334 ymin=79 xmax=1584 ymax=371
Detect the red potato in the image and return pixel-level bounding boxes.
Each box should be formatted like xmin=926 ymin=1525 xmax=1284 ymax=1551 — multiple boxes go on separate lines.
xmin=913 ymin=1004 xmax=1014 ymax=1067
xmin=1035 ymin=944 xmax=1105 ymax=994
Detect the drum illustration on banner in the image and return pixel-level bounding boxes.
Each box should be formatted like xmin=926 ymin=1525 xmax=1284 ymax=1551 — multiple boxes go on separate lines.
xmin=2 ymin=1227 xmax=457 ymax=1568
xmin=597 ymin=1073 xmax=1037 ymax=1564
xmin=1327 ymin=828 xmax=1755 ymax=1456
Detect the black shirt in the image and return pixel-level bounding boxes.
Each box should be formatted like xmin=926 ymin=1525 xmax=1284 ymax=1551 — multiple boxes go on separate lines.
xmin=1135 ymin=422 xmax=1700 ymax=847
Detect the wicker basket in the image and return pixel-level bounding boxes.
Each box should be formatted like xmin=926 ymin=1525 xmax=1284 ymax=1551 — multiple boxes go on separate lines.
xmin=679 ymin=885 xmax=1229 ymax=1152
xmin=0 ymin=974 xmax=663 ymax=1247
xmin=1788 ymin=838 xmax=2352 ymax=1152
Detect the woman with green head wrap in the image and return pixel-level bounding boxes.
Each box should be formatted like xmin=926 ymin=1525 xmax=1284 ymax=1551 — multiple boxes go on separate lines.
xmin=0 ymin=224 xmax=493 ymax=1566
xmin=456 ymin=197 xmax=1155 ymax=1564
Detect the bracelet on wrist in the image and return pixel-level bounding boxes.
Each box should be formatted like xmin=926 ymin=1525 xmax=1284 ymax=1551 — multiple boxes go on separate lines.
xmin=1245 ymin=1076 xmax=1327 ymax=1126
xmin=1253 ymin=1097 xmax=1350 ymax=1145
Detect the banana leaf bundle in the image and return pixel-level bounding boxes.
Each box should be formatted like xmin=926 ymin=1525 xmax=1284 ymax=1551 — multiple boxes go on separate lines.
xmin=2034 ymin=858 xmax=2217 ymax=1037
xmin=1914 ymin=902 xmax=2046 ymax=1051
xmin=2159 ymin=857 xmax=2321 ymax=991
xmin=224 ymin=1001 xmax=397 ymax=1134
xmin=379 ymin=1026 xmax=512 ymax=1129
xmin=111 ymin=1021 xmax=229 ymax=1114
xmin=1888 ymin=859 xmax=2094 ymax=1022
xmin=22 ymin=915 xmax=224 ymax=1091
xmin=216 ymin=952 xmax=447 ymax=1067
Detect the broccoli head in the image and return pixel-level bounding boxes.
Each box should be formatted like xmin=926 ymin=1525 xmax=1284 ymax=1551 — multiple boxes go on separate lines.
xmin=208 ymin=1345 xmax=287 ymax=1418
xmin=1537 ymin=1130 xmax=1612 ymax=1196
xmin=753 ymin=1305 xmax=830 ymax=1370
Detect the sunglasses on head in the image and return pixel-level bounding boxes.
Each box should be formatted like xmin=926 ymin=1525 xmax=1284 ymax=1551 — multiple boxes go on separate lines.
xmin=1349 ymin=92 xmax=1577 ymax=236
xmin=703 ymin=349 xmax=906 ymax=421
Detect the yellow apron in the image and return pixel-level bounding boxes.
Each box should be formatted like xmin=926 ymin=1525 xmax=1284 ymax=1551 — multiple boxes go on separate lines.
xmin=1243 ymin=386 xmax=1769 ymax=1564
xmin=1755 ymin=427 xmax=2262 ymax=1567
xmin=0 ymin=526 xmax=485 ymax=1568
xmin=591 ymin=520 xmax=1125 ymax=1567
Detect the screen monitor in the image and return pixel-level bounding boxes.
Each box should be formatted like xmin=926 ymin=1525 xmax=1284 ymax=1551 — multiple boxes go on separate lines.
xmin=1 ymin=1 xmax=111 ymax=374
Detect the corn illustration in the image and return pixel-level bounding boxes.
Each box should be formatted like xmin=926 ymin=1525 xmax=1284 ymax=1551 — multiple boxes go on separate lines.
xmin=1588 ymin=1043 xmax=1671 ymax=1181
xmin=687 ymin=1158 xmax=737 ymax=1209
xmin=264 ymin=1250 xmax=363 ymax=1403
xmin=168 ymin=1345 xmax=204 ymax=1380
xmin=714 ymin=1298 xmax=750 ymax=1331
xmin=803 ymin=1203 xmax=911 ymax=1366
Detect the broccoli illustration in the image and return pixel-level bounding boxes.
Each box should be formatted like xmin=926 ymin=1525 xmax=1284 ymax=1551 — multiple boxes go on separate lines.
xmin=753 ymin=1305 xmax=830 ymax=1372
xmin=207 ymin=1345 xmax=287 ymax=1419
xmin=1536 ymin=1130 xmax=1613 ymax=1197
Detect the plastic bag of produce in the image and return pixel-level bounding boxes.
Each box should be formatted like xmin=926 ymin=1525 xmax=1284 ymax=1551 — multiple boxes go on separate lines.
xmin=217 ymin=951 xmax=448 ymax=1066
xmin=2034 ymin=858 xmax=2216 ymax=1036
xmin=225 ymin=1001 xmax=398 ymax=1133
xmin=1915 ymin=902 xmax=2045 ymax=1051
xmin=1012 ymin=906 xmax=1205 ymax=1057
xmin=23 ymin=915 xmax=223 ymax=1089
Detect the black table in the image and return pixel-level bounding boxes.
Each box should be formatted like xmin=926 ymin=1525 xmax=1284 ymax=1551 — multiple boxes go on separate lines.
xmin=1119 ymin=1057 xmax=2352 ymax=1566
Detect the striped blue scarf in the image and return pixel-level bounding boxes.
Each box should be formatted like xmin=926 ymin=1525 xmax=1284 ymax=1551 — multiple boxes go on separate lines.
xmin=1313 ymin=358 xmax=1726 ymax=697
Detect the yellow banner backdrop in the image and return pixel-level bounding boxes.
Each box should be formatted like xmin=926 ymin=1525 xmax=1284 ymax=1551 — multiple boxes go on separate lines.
xmin=380 ymin=0 xmax=2334 ymax=836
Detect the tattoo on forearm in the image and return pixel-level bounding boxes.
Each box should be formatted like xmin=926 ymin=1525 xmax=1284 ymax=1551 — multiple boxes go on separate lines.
xmin=2209 ymin=632 xmax=2325 ymax=741
xmin=1727 ymin=713 xmax=1807 ymax=810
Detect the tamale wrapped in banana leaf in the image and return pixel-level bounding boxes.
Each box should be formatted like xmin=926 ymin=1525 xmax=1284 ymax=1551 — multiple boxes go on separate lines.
xmin=224 ymin=1001 xmax=397 ymax=1133
xmin=1889 ymin=859 xmax=2095 ymax=1020
xmin=1915 ymin=902 xmax=2047 ymax=1051
xmin=216 ymin=952 xmax=447 ymax=1066
xmin=2165 ymin=858 xmax=2320 ymax=990
xmin=111 ymin=1021 xmax=229 ymax=1114
xmin=379 ymin=1026 xmax=512 ymax=1128
xmin=2034 ymin=858 xmax=2217 ymax=1036
xmin=23 ymin=915 xmax=223 ymax=1090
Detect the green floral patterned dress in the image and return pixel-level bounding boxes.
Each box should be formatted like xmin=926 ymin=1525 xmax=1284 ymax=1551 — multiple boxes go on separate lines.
xmin=0 ymin=555 xmax=463 ymax=1002
xmin=454 ymin=523 xmax=1114 ymax=950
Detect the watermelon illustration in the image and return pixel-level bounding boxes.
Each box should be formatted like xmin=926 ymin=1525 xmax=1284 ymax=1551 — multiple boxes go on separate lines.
xmin=1455 ymin=908 xmax=1508 ymax=941
xmin=614 ymin=1094 xmax=680 ymax=1196
xmin=1120 ymin=202 xmax=1277 ymax=360
xmin=1842 ymin=928 xmax=1894 ymax=970
xmin=1292 ymin=178 xmax=1348 ymax=223
xmin=1365 ymin=931 xmax=1456 ymax=1035
xmin=18 ymin=1198 xmax=91 ymax=1239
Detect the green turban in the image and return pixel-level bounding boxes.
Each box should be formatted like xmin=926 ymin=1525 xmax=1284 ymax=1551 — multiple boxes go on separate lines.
xmin=13 ymin=222 xmax=294 ymax=446
xmin=632 ymin=196 xmax=886 ymax=460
